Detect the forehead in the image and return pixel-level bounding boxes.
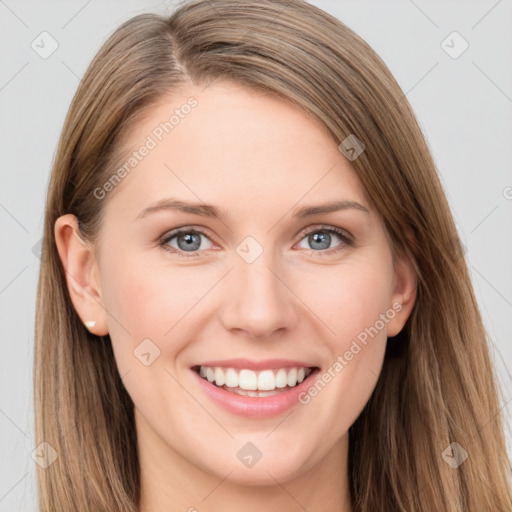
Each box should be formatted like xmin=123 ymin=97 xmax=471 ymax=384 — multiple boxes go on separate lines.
xmin=103 ymin=81 xmax=370 ymax=220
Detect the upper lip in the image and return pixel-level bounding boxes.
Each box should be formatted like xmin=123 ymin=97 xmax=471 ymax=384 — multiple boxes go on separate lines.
xmin=192 ymin=358 xmax=317 ymax=371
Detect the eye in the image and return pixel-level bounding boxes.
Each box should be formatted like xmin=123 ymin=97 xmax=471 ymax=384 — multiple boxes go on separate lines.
xmin=295 ymin=225 xmax=354 ymax=254
xmin=159 ymin=227 xmax=214 ymax=257
xmin=159 ymin=224 xmax=354 ymax=258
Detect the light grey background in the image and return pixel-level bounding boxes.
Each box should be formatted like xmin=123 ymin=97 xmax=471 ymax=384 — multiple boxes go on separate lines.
xmin=1 ymin=1 xmax=511 ymax=510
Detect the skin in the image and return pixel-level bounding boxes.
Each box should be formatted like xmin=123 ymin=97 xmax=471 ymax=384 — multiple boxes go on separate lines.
xmin=55 ymin=81 xmax=417 ymax=512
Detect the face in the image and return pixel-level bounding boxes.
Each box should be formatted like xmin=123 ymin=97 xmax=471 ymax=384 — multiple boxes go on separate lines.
xmin=56 ymin=81 xmax=416 ymax=491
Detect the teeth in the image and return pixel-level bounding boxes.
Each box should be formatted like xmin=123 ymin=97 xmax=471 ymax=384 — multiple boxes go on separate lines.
xmin=225 ymin=368 xmax=238 ymax=388
xmin=197 ymin=365 xmax=313 ymax=391
xmin=214 ymin=367 xmax=225 ymax=386
xmin=287 ymin=368 xmax=297 ymax=387
xmin=257 ymin=370 xmax=275 ymax=391
xmin=275 ymin=368 xmax=288 ymax=388
xmin=239 ymin=369 xmax=257 ymax=390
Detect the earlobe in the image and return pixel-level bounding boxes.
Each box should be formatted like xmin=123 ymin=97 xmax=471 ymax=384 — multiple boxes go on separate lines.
xmin=54 ymin=214 xmax=109 ymax=336
xmin=387 ymin=249 xmax=417 ymax=338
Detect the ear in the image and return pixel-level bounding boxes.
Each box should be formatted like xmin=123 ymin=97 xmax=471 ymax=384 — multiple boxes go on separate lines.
xmin=386 ymin=247 xmax=417 ymax=338
xmin=54 ymin=214 xmax=109 ymax=336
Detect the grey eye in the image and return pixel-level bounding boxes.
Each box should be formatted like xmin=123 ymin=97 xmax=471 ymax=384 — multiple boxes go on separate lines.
xmin=297 ymin=229 xmax=344 ymax=251
xmin=163 ymin=230 xmax=214 ymax=253
xmin=176 ymin=232 xmax=202 ymax=251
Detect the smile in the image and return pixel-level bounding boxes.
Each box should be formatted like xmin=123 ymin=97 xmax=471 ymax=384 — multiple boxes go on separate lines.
xmin=194 ymin=365 xmax=313 ymax=396
xmin=191 ymin=360 xmax=320 ymax=418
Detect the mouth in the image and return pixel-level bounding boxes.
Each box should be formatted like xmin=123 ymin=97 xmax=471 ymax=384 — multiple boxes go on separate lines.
xmin=190 ymin=358 xmax=321 ymax=417
xmin=191 ymin=364 xmax=318 ymax=397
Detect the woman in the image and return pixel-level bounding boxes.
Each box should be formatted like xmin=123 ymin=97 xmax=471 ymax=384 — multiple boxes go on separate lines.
xmin=34 ymin=0 xmax=512 ymax=510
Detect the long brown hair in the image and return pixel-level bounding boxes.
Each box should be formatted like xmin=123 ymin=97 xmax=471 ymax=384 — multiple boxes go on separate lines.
xmin=34 ymin=0 xmax=512 ymax=510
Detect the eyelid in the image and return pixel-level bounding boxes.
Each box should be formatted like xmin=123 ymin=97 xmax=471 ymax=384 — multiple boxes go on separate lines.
xmin=296 ymin=223 xmax=353 ymax=242
xmin=293 ymin=224 xmax=354 ymax=256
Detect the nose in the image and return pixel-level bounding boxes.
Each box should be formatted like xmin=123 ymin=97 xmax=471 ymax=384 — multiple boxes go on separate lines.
xmin=218 ymin=249 xmax=298 ymax=340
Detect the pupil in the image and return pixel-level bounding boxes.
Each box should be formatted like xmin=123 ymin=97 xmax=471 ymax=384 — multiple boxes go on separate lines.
xmin=178 ymin=233 xmax=201 ymax=251
xmin=310 ymin=231 xmax=330 ymax=250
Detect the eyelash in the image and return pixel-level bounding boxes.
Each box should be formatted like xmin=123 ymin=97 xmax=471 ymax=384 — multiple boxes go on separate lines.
xmin=159 ymin=224 xmax=354 ymax=258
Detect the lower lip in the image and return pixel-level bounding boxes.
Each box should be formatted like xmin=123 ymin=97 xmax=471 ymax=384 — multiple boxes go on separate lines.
xmin=192 ymin=368 xmax=319 ymax=418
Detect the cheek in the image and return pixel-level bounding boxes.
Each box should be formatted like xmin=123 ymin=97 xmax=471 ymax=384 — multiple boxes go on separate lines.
xmin=292 ymin=261 xmax=393 ymax=446
xmin=102 ymin=262 xmax=169 ymax=337
xmin=100 ymin=250 xmax=219 ymax=350
xmin=99 ymin=253 xmax=215 ymax=407
xmin=301 ymin=259 xmax=395 ymax=349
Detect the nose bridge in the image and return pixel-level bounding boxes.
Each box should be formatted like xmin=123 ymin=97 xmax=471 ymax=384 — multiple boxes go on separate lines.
xmin=219 ymin=239 xmax=297 ymax=338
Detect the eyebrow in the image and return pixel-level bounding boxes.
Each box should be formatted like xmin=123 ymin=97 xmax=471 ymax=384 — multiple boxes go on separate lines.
xmin=135 ymin=198 xmax=369 ymax=221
